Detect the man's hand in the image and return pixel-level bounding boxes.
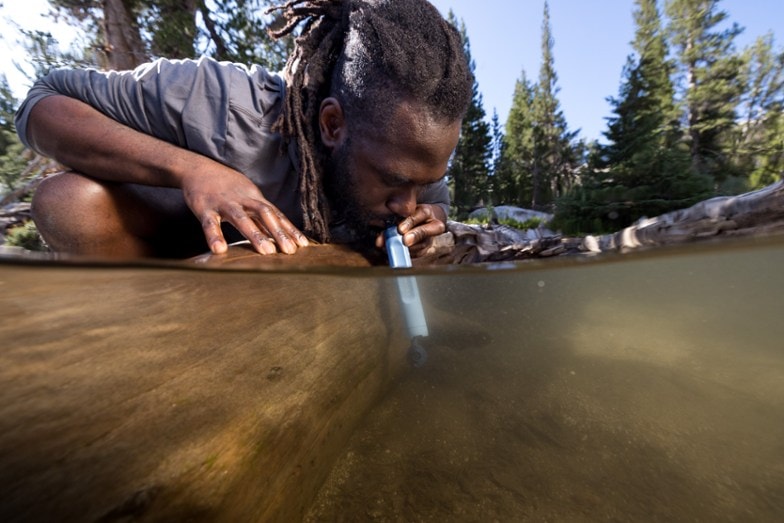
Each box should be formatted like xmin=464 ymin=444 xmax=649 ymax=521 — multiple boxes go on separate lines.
xmin=376 ymin=203 xmax=447 ymax=257
xmin=27 ymin=96 xmax=310 ymax=257
xmin=181 ymin=165 xmax=310 ymax=255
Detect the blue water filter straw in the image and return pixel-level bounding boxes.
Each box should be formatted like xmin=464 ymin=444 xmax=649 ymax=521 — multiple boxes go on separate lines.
xmin=384 ymin=227 xmax=429 ymax=339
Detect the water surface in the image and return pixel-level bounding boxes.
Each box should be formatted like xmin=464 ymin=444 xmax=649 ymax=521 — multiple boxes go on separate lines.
xmin=1 ymin=239 xmax=783 ymax=521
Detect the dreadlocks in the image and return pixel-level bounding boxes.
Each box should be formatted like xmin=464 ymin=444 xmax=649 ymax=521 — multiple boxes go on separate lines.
xmin=266 ymin=0 xmax=472 ymax=242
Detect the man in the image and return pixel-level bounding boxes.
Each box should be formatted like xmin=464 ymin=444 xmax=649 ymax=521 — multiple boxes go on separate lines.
xmin=14 ymin=0 xmax=472 ymax=259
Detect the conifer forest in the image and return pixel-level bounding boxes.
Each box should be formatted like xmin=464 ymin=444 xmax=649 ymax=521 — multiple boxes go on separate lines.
xmin=1 ymin=0 xmax=782 ymax=241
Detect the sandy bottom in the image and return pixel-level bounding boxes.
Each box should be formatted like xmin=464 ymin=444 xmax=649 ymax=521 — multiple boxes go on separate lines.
xmin=306 ymin=246 xmax=784 ymax=521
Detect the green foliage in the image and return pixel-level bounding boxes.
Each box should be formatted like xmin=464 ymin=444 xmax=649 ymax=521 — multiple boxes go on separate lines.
xmin=0 ymin=76 xmax=28 ymax=195
xmin=498 ymin=71 xmax=535 ymax=206
xmin=498 ymin=2 xmax=579 ymax=212
xmin=0 ymin=75 xmax=16 ymax=156
xmin=147 ymin=0 xmax=199 ymax=58
xmin=0 ymin=75 xmax=16 ymax=130
xmin=4 ymin=221 xmax=47 ymax=251
xmin=0 ymin=130 xmax=29 ymax=194
xmin=666 ymin=0 xmax=745 ymax=182
xmin=200 ymin=0 xmax=294 ymax=70
xmin=554 ymin=146 xmax=713 ymax=234
xmin=501 ymin=216 xmax=545 ymax=230
xmin=488 ymin=109 xmax=507 ymax=204
xmin=731 ymin=33 xmax=784 ymax=189
xmin=528 ymin=1 xmax=579 ymax=209
xmin=555 ymin=0 xmax=712 ymax=234
xmin=550 ymin=0 xmax=784 ymax=235
xmin=4 ymin=0 xmax=781 ymax=242
xmin=446 ymin=12 xmax=492 ymax=219
xmin=1 ymin=24 xmax=98 ymax=105
xmin=464 ymin=211 xmax=546 ymax=230
xmin=47 ymin=0 xmax=292 ymax=70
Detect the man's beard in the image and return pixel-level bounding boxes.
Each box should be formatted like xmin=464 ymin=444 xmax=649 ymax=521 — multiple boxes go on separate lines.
xmin=324 ymin=139 xmax=388 ymax=245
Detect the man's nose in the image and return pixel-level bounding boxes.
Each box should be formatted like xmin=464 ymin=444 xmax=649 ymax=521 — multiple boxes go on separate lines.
xmin=386 ymin=186 xmax=417 ymax=218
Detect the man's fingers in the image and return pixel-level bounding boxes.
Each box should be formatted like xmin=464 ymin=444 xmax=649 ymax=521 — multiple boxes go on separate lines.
xmin=259 ymin=205 xmax=311 ymax=248
xmin=200 ymin=212 xmax=228 ymax=254
xmin=199 ymin=201 xmax=308 ymax=256
xmin=181 ymin=166 xmax=309 ymax=256
xmin=228 ymin=212 xmax=279 ymax=254
xmin=253 ymin=206 xmax=300 ymax=254
xmin=392 ymin=204 xmax=446 ymax=254
xmin=231 ymin=203 xmax=309 ymax=255
xmin=403 ymin=219 xmax=445 ymax=247
xmin=403 ymin=207 xmax=445 ymax=245
xmin=398 ymin=205 xmax=435 ymax=234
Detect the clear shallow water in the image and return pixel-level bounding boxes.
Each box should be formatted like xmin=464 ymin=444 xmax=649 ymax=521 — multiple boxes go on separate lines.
xmin=308 ymin=239 xmax=784 ymax=521
xmin=1 ymin=238 xmax=783 ymax=521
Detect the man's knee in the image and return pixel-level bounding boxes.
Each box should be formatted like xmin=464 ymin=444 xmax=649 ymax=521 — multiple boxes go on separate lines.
xmin=34 ymin=171 xmax=105 ymax=214
xmin=31 ymin=171 xmax=119 ymax=251
xmin=31 ymin=171 xmax=204 ymax=257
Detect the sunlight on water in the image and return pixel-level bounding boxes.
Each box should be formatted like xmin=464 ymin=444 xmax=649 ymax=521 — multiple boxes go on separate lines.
xmin=307 ymin=240 xmax=784 ymax=521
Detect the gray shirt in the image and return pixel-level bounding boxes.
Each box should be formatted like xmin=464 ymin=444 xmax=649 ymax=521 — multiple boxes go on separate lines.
xmin=15 ymin=57 xmax=450 ymax=227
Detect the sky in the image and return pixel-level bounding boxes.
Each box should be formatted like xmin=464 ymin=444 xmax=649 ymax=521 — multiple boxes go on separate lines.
xmin=2 ymin=0 xmax=784 ymax=142
xmin=428 ymin=0 xmax=784 ymax=142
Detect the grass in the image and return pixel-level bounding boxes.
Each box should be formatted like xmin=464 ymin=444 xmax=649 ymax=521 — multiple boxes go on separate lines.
xmin=4 ymin=220 xmax=47 ymax=251
xmin=463 ymin=214 xmax=547 ymax=230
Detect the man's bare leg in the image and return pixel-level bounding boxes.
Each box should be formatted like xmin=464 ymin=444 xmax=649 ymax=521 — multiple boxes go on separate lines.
xmin=31 ymin=171 xmax=208 ymax=258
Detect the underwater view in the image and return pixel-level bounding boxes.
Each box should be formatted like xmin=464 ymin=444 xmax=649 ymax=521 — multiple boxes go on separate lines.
xmin=1 ymin=238 xmax=783 ymax=521
xmin=308 ymin=239 xmax=784 ymax=521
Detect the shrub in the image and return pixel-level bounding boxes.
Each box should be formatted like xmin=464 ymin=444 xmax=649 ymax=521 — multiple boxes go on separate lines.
xmin=4 ymin=221 xmax=47 ymax=251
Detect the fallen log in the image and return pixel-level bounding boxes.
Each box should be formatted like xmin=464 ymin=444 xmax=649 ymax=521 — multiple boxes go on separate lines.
xmin=0 ymin=246 xmax=411 ymax=521
xmin=583 ymin=179 xmax=784 ymax=253
xmin=189 ymin=241 xmax=381 ymax=269
xmin=416 ymin=180 xmax=784 ymax=264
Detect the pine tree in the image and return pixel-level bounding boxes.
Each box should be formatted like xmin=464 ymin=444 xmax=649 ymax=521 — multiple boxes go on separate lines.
xmin=554 ymin=0 xmax=711 ymax=233
xmin=200 ymin=0 xmax=292 ymax=68
xmin=446 ymin=12 xmax=492 ymax=219
xmin=666 ymin=0 xmax=745 ymax=187
xmin=617 ymin=0 xmax=681 ymax=153
xmin=529 ymin=1 xmax=577 ymax=210
xmin=733 ymin=33 xmax=784 ymax=188
xmin=501 ymin=70 xmax=536 ymax=206
xmin=489 ymin=109 xmax=507 ymax=204
xmin=46 ymin=0 xmax=292 ymax=71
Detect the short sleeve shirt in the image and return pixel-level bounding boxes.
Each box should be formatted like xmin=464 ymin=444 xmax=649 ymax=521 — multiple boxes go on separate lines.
xmin=15 ymin=57 xmax=450 ymax=226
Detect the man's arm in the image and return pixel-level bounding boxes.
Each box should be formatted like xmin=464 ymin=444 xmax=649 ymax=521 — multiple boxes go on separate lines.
xmin=416 ymin=178 xmax=450 ymax=220
xmin=25 ymin=95 xmax=307 ymax=254
xmin=17 ymin=60 xmax=309 ymax=255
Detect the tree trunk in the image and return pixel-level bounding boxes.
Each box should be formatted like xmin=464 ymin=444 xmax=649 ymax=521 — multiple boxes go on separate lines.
xmin=102 ymin=0 xmax=148 ymax=70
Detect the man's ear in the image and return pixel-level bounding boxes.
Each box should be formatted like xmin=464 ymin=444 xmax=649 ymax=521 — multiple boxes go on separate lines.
xmin=319 ymin=97 xmax=347 ymax=149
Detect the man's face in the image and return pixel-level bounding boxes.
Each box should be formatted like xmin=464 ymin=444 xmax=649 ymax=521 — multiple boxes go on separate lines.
xmin=324 ymin=101 xmax=461 ymax=243
xmin=324 ymin=137 xmax=378 ymax=242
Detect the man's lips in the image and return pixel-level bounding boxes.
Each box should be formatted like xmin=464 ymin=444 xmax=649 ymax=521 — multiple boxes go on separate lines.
xmin=369 ymin=215 xmax=398 ymax=230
